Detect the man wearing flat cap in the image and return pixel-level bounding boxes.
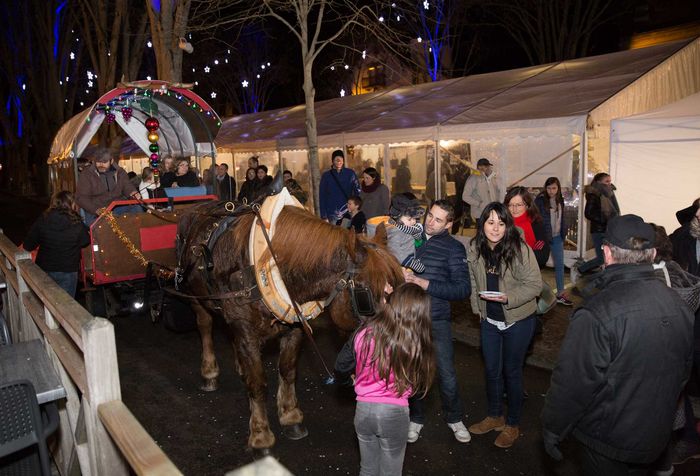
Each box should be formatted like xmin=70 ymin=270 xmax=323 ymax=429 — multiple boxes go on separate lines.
xmin=462 ymin=158 xmax=500 ymax=224
xmin=542 ymin=214 xmax=694 ymax=474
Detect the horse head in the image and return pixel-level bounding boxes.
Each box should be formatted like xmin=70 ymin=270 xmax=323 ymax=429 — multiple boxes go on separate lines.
xmin=270 ymin=206 xmax=404 ymax=331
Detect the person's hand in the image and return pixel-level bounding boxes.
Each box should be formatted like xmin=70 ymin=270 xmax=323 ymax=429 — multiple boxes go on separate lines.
xmin=533 ymin=240 xmax=545 ymax=250
xmin=404 ymin=272 xmax=429 ymax=290
xmin=172 ymin=182 xmax=179 ymax=188
xmin=384 ymin=283 xmax=394 ymax=295
xmin=542 ymin=429 xmax=563 ymax=461
xmin=130 ymin=191 xmax=142 ymax=200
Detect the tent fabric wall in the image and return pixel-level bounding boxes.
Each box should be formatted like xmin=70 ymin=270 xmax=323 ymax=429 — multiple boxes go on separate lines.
xmin=610 ymin=92 xmax=700 ymax=233
xmin=588 ymin=37 xmax=700 ymax=175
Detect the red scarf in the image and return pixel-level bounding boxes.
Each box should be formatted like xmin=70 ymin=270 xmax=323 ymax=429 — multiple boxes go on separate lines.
xmin=513 ymin=213 xmax=535 ymax=248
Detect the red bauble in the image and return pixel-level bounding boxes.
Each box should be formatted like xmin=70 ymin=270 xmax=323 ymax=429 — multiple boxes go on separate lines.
xmin=145 ymin=117 xmax=160 ymax=131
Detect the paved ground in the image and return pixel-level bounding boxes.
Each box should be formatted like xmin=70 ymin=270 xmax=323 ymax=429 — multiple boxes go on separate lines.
xmin=113 ymin=312 xmax=700 ymax=476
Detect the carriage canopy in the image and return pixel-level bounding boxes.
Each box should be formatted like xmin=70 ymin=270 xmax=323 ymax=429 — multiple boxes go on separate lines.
xmin=48 ymin=80 xmax=222 ymax=164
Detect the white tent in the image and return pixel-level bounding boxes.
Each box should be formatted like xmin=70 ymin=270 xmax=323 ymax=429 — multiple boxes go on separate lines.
xmin=611 ymin=92 xmax=700 ymax=233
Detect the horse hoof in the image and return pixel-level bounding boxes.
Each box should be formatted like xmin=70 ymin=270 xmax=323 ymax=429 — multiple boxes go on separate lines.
xmin=199 ymin=378 xmax=218 ymax=392
xmin=282 ymin=423 xmax=309 ymax=440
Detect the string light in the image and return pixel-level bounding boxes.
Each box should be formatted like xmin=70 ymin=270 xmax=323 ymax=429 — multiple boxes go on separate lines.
xmin=417 ymin=37 xmax=422 ymax=43
xmin=147 ymin=40 xmax=152 ymax=48
xmin=379 ymin=16 xmax=384 ymax=22
xmin=362 ymin=50 xmax=366 ymax=59
xmin=214 ymin=59 xmax=219 ymax=65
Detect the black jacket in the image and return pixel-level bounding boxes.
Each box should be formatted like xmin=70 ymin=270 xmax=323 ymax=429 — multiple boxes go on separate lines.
xmin=584 ymin=183 xmax=619 ymax=233
xmin=415 ymin=230 xmax=470 ymax=320
xmin=23 ymin=210 xmax=90 ymax=273
xmin=217 ymin=173 xmax=236 ymax=201
xmin=542 ymin=264 xmax=694 ymax=464
xmin=670 ymin=224 xmax=700 ymax=277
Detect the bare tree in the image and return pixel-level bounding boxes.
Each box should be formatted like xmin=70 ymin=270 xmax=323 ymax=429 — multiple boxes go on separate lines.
xmin=0 ymin=0 xmax=82 ymax=194
xmin=146 ymin=0 xmax=192 ymax=82
xmin=482 ymin=0 xmax=619 ymax=65
xmin=189 ymin=1 xmax=413 ymax=214
xmin=77 ymin=0 xmax=127 ymax=94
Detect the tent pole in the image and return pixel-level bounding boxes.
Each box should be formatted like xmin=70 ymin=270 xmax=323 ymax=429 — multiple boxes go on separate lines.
xmin=579 ymin=129 xmax=589 ymax=258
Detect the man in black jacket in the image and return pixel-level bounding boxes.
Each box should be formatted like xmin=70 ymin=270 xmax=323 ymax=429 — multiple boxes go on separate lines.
xmin=404 ymin=200 xmax=472 ymax=443
xmin=216 ymin=163 xmax=236 ymax=201
xmin=542 ymin=214 xmax=694 ymax=475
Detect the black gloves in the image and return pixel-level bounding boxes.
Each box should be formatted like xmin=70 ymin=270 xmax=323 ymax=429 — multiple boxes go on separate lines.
xmin=543 ymin=428 xmax=563 ymax=461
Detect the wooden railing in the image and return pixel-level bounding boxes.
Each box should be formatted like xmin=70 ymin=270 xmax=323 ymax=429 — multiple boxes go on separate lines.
xmin=0 ymin=229 xmax=182 ymax=476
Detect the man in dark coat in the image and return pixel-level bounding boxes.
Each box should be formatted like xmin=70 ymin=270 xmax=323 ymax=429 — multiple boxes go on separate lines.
xmin=671 ymin=198 xmax=700 ymax=277
xmin=76 ymin=148 xmax=140 ymax=224
xmin=542 ymin=214 xmax=694 ymax=475
xmin=216 ymin=163 xmax=236 ymax=201
xmin=403 ymin=199 xmax=472 ymax=444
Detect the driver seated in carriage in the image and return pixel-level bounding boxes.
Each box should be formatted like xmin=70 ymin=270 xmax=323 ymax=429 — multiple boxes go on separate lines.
xmin=75 ymin=147 xmax=141 ymax=225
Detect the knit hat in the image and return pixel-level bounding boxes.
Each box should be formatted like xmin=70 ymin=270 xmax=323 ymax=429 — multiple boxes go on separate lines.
xmin=389 ymin=193 xmax=424 ymax=219
xmin=331 ymin=149 xmax=344 ymax=160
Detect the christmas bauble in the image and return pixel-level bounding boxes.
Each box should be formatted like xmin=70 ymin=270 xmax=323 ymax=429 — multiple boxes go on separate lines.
xmin=148 ymin=132 xmax=159 ymax=143
xmin=145 ymin=117 xmax=160 ymax=131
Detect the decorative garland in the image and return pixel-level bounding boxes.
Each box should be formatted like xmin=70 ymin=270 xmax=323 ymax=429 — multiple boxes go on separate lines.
xmin=98 ymin=208 xmax=174 ymax=279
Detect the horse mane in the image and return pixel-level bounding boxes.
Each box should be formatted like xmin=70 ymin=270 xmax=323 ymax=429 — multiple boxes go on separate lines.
xmin=271 ymin=206 xmax=403 ymax=301
xmin=271 ymin=206 xmax=356 ymax=273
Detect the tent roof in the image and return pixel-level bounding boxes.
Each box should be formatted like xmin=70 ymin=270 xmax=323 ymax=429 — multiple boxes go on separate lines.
xmin=611 ymin=91 xmax=700 ymax=143
xmin=49 ymin=80 xmax=221 ymax=163
xmin=217 ymin=39 xmax=693 ymax=151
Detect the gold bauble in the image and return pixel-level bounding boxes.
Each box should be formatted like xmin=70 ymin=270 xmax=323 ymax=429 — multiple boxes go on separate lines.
xmin=148 ymin=132 xmax=159 ymax=143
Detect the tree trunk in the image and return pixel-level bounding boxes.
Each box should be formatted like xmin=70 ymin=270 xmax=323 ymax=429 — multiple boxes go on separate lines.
xmin=146 ymin=0 xmax=190 ymax=83
xmin=302 ymin=60 xmax=321 ymax=215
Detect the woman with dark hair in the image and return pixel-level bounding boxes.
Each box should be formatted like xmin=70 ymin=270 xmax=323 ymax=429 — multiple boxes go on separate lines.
xmin=359 ymin=167 xmax=390 ymax=219
xmin=504 ymin=187 xmax=549 ymax=268
xmin=23 ymin=191 xmax=90 ymax=297
xmin=237 ymin=167 xmax=259 ymax=203
xmin=575 ymin=172 xmax=619 ymax=278
xmin=534 ymin=177 xmax=571 ymax=305
xmin=466 ymin=202 xmax=541 ymax=449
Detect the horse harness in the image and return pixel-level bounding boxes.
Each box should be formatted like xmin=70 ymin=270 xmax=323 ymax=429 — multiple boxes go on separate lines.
xmin=170 ymin=200 xmax=374 ymax=321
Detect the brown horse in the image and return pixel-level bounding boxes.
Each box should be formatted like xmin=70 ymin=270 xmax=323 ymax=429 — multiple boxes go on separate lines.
xmin=176 ymin=202 xmax=403 ymax=449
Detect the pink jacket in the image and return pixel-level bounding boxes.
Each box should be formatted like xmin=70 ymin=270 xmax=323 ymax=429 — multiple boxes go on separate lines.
xmin=353 ymin=328 xmax=411 ymax=406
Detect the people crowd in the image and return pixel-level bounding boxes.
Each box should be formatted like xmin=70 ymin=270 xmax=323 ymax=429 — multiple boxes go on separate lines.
xmin=34 ymin=145 xmax=700 ymax=476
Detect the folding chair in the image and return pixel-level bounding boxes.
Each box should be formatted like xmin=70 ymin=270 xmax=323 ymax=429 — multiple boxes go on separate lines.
xmin=0 ymin=380 xmax=59 ymax=475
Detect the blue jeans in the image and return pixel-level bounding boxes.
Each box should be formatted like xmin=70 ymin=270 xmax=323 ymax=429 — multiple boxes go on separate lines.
xmin=409 ymin=319 xmax=463 ymax=424
xmin=47 ymin=271 xmax=78 ymax=298
xmin=355 ymin=402 xmax=409 ymax=476
xmin=578 ymin=232 xmax=605 ymax=273
xmin=551 ymin=235 xmax=565 ymax=294
xmin=480 ymin=315 xmax=536 ymax=426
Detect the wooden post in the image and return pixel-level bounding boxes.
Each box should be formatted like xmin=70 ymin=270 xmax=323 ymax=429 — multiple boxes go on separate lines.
xmin=81 ymin=318 xmax=128 ymax=475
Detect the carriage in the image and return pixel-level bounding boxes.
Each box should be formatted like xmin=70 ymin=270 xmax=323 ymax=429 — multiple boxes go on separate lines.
xmin=47 ymin=80 xmax=222 ymax=315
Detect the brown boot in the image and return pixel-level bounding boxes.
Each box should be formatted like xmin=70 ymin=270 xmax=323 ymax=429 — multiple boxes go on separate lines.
xmin=468 ymin=416 xmax=505 ymax=435
xmin=494 ymin=425 xmax=520 ymax=448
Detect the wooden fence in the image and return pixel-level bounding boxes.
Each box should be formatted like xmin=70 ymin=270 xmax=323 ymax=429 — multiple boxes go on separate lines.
xmin=0 ymin=229 xmax=182 ymax=476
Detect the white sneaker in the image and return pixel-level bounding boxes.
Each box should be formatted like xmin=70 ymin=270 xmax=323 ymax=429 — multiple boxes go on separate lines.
xmin=447 ymin=421 xmax=471 ymax=443
xmin=407 ymin=422 xmax=423 ymax=443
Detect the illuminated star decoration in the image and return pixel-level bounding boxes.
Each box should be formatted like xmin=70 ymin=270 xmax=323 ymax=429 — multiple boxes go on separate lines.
xmin=210 ymin=92 xmax=217 ymax=99
xmin=204 ymin=66 xmax=210 ymax=73
xmin=424 ymin=1 xmax=430 ymax=9
xmin=340 ymin=89 xmax=345 ymax=97
xmin=70 ymin=52 xmax=75 ymax=60
xmin=241 ymin=80 xmax=249 ymax=88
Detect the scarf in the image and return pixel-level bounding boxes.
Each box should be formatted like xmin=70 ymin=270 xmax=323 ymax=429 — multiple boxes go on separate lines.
xmin=361 ymin=179 xmax=381 ymax=194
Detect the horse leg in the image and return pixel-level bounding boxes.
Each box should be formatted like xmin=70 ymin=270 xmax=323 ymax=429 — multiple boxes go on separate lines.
xmin=192 ymin=301 xmax=219 ymax=392
xmin=234 ymin=332 xmax=276 ymax=449
xmin=277 ymin=327 xmax=308 ymax=440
